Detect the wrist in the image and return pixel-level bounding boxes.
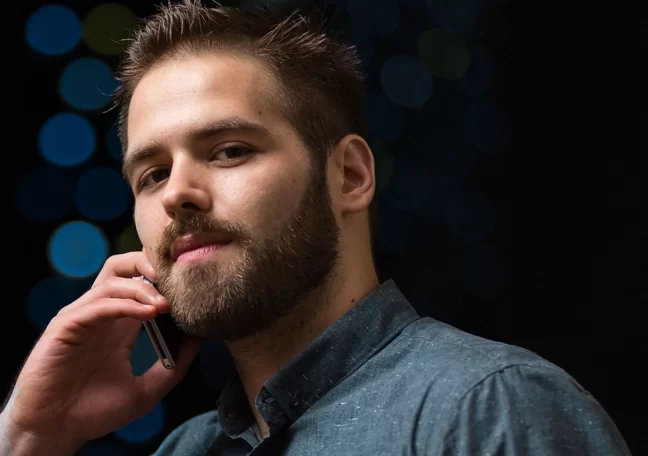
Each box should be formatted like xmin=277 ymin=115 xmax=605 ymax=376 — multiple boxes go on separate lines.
xmin=1 ymin=388 xmax=82 ymax=456
xmin=9 ymin=429 xmax=81 ymax=456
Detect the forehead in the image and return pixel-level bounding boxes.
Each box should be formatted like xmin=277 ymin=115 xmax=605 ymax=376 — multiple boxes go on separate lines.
xmin=126 ymin=53 xmax=281 ymax=154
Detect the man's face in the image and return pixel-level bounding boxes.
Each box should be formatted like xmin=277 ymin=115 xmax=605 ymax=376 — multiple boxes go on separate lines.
xmin=126 ymin=53 xmax=340 ymax=342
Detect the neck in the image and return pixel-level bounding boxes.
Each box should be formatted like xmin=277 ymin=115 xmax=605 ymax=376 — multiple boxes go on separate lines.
xmin=224 ymin=258 xmax=379 ymax=439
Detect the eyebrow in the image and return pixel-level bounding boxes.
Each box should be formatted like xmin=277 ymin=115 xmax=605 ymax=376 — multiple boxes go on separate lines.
xmin=121 ymin=116 xmax=273 ymax=183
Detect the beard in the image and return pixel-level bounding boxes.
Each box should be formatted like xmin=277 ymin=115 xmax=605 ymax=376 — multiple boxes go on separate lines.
xmin=153 ymin=163 xmax=340 ymax=342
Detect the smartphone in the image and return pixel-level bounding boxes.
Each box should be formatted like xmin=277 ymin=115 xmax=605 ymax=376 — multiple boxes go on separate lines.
xmin=141 ymin=277 xmax=186 ymax=369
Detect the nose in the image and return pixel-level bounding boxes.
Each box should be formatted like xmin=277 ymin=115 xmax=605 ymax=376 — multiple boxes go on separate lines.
xmin=160 ymin=160 xmax=211 ymax=219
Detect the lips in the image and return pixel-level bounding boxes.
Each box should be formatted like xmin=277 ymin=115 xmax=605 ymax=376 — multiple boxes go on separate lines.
xmin=170 ymin=233 xmax=232 ymax=261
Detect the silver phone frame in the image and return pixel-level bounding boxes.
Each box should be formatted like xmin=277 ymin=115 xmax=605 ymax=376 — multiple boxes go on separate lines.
xmin=141 ymin=277 xmax=176 ymax=369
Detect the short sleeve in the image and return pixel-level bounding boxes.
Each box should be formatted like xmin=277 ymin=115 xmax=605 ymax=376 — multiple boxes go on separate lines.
xmin=436 ymin=364 xmax=632 ymax=455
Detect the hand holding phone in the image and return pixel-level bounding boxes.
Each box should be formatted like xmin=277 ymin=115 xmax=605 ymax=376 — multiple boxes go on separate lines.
xmin=4 ymin=252 xmax=202 ymax=454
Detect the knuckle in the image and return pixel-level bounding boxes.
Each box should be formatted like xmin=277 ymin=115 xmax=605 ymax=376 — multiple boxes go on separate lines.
xmin=104 ymin=254 xmax=121 ymax=267
xmin=93 ymin=280 xmax=113 ymax=297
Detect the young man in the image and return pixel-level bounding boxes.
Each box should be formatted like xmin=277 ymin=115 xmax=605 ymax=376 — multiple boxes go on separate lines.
xmin=1 ymin=1 xmax=631 ymax=454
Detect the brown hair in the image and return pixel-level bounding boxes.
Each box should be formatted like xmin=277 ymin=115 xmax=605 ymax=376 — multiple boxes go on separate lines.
xmin=113 ymin=0 xmax=379 ymax=261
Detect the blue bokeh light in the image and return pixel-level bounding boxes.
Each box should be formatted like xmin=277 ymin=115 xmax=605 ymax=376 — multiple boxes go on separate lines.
xmin=114 ymin=401 xmax=166 ymax=443
xmin=75 ymin=167 xmax=130 ymax=221
xmin=17 ymin=167 xmax=73 ymax=222
xmin=381 ymin=55 xmax=433 ymax=108
xmin=59 ymin=58 xmax=119 ymax=110
xmin=26 ymin=276 xmax=85 ymax=330
xmin=444 ymin=190 xmax=496 ymax=241
xmin=366 ymin=93 xmax=405 ymax=141
xmin=25 ymin=5 xmax=81 ymax=55
xmin=131 ymin=330 xmax=160 ymax=376
xmin=39 ymin=113 xmax=96 ymax=166
xmin=48 ymin=221 xmax=109 ymax=278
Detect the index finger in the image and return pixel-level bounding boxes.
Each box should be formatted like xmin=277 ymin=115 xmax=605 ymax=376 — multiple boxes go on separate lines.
xmin=92 ymin=251 xmax=158 ymax=288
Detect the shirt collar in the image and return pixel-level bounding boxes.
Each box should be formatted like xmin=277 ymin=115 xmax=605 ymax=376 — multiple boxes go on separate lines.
xmin=217 ymin=279 xmax=421 ymax=437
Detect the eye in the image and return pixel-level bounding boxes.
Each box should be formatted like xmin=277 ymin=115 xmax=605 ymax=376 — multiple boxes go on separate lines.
xmin=138 ymin=168 xmax=170 ymax=190
xmin=214 ymin=146 xmax=255 ymax=162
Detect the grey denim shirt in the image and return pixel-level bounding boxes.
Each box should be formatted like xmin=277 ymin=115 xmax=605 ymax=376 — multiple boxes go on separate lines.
xmin=152 ymin=279 xmax=632 ymax=455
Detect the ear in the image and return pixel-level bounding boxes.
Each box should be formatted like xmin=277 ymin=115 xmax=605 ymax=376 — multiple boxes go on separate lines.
xmin=329 ymin=134 xmax=376 ymax=217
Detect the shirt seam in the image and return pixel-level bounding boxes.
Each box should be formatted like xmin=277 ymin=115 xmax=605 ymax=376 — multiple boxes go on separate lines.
xmin=428 ymin=363 xmax=629 ymax=456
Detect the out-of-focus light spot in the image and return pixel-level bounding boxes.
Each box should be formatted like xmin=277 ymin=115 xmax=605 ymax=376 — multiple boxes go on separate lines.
xmin=462 ymin=243 xmax=511 ymax=299
xmin=423 ymin=128 xmax=475 ymax=180
xmin=454 ymin=47 xmax=493 ymax=96
xmin=39 ymin=113 xmax=96 ymax=166
xmin=426 ymin=0 xmax=479 ymax=33
xmin=17 ymin=167 xmax=73 ymax=222
xmin=418 ymin=29 xmax=470 ymax=80
xmin=131 ymin=330 xmax=160 ymax=376
xmin=75 ymin=167 xmax=130 ymax=221
xmin=59 ymin=58 xmax=118 ymax=110
xmin=381 ymin=55 xmax=433 ymax=108
xmin=83 ymin=3 xmax=138 ymax=55
xmin=444 ymin=190 xmax=496 ymax=241
xmin=463 ymin=103 xmax=511 ymax=157
xmin=115 ymin=224 xmax=142 ymax=254
xmin=26 ymin=277 xmax=84 ymax=330
xmin=114 ymin=401 xmax=165 ymax=443
xmin=372 ymin=141 xmax=395 ymax=190
xmin=25 ymin=5 xmax=81 ymax=55
xmin=347 ymin=0 xmax=400 ymax=38
xmin=48 ymin=221 xmax=109 ymax=278
xmin=76 ymin=440 xmax=129 ymax=456
xmin=106 ymin=122 xmax=122 ymax=162
xmin=366 ymin=93 xmax=404 ymax=141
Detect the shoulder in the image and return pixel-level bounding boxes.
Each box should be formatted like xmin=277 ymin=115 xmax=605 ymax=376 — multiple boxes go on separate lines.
xmin=385 ymin=316 xmax=566 ymax=397
xmin=151 ymin=410 xmax=222 ymax=456
xmin=434 ymin=363 xmax=631 ymax=455
xmin=399 ymin=317 xmax=557 ymax=372
xmin=393 ymin=318 xmax=631 ymax=455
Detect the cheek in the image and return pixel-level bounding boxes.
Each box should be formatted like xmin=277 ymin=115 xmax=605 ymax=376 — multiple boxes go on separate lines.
xmin=224 ymin=164 xmax=306 ymax=235
xmin=133 ymin=203 xmax=161 ymax=252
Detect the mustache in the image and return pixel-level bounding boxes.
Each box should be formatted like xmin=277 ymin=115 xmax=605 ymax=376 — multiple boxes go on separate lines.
xmin=156 ymin=215 xmax=249 ymax=258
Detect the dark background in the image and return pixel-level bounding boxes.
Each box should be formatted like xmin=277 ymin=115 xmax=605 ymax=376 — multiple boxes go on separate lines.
xmin=5 ymin=0 xmax=644 ymax=454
